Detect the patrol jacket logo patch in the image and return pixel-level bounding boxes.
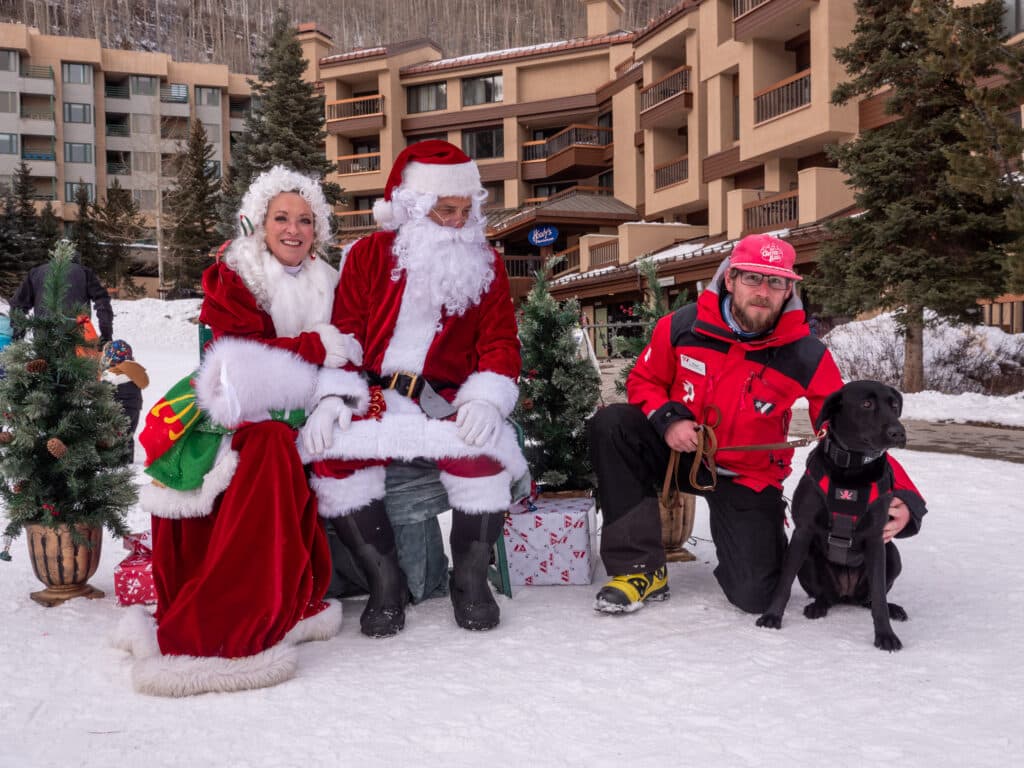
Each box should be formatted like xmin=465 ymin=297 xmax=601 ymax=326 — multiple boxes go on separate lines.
xmin=682 ymin=380 xmax=695 ymax=403
xmin=679 ymin=354 xmax=705 ymax=376
xmin=836 ymin=488 xmax=858 ymax=501
xmin=753 ymin=398 xmax=775 ymax=414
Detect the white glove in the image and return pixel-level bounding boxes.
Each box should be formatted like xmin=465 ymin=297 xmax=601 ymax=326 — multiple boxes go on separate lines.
xmin=456 ymin=400 xmax=503 ymax=448
xmin=301 ymin=396 xmax=353 ymax=455
xmin=315 ymin=325 xmax=363 ymax=369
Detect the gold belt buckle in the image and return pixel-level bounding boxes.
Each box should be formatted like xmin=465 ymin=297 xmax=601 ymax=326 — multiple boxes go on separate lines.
xmin=389 ymin=371 xmax=419 ymax=398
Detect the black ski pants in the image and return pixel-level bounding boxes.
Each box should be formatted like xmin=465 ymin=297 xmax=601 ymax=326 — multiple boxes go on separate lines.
xmin=588 ymin=403 xmax=788 ymax=614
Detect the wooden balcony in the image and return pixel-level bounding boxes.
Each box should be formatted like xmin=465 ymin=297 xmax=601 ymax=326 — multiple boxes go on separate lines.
xmin=521 ymin=124 xmax=613 ymax=182
xmin=336 ymin=210 xmax=376 ymax=230
xmin=503 ymin=255 xmax=543 ymax=301
xmin=743 ymin=189 xmax=798 ymax=234
xmin=551 ymin=246 xmax=581 ymax=278
xmin=733 ymin=0 xmax=819 ymax=43
xmin=589 ymin=239 xmax=620 ymax=268
xmin=754 ymin=70 xmax=811 ymax=125
xmin=336 ymin=152 xmax=381 ymax=176
xmin=639 ymin=66 xmax=692 ymax=130
xmin=326 ymin=95 xmax=385 ymax=137
xmin=654 ymin=155 xmax=689 ymax=190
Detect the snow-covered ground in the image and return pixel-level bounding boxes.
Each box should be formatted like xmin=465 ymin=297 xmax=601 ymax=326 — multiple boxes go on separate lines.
xmin=2 ymin=299 xmax=1023 ymax=767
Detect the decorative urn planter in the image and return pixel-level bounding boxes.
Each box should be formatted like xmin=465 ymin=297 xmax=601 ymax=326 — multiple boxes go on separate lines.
xmin=24 ymin=523 xmax=105 ymax=606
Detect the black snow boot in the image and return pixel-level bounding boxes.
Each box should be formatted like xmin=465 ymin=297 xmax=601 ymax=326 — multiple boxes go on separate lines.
xmin=331 ymin=500 xmax=408 ymax=638
xmin=449 ymin=510 xmax=504 ymax=631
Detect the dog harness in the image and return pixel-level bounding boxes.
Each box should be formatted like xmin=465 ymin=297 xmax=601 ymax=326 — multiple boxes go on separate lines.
xmin=805 ymin=449 xmax=894 ymax=567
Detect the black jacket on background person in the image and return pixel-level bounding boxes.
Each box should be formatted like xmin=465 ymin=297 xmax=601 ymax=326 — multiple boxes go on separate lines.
xmin=9 ymin=259 xmax=113 ymax=341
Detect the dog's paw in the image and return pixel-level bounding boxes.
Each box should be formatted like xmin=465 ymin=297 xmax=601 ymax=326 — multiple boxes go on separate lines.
xmin=888 ymin=603 xmax=908 ymax=622
xmin=803 ymin=599 xmax=830 ymax=620
xmin=756 ymin=613 xmax=782 ymax=629
xmin=874 ymin=631 xmax=903 ymax=652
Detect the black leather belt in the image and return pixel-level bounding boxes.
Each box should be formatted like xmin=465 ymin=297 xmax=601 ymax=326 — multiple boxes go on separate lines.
xmin=367 ymin=371 xmax=458 ymax=418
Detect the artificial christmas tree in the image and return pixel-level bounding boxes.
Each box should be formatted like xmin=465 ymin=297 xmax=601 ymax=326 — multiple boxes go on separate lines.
xmin=0 ymin=240 xmax=136 ymax=605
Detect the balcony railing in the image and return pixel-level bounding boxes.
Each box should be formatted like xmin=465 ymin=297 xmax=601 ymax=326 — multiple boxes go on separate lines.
xmin=743 ymin=190 xmax=799 ymax=233
xmin=590 ymin=240 xmax=620 ymax=268
xmin=654 ymin=155 xmax=689 ymax=190
xmin=229 ymin=108 xmax=251 ymax=119
xmin=104 ymin=83 xmax=130 ymax=99
xmin=106 ymin=162 xmax=131 ymax=176
xmin=160 ymin=85 xmax=189 ymax=103
xmin=106 ymin=124 xmax=130 ymax=137
xmin=733 ymin=0 xmax=772 ymax=17
xmin=327 ymin=95 xmax=385 ymax=121
xmin=639 ymin=65 xmax=691 ymax=112
xmin=336 ymin=152 xmax=381 ymax=175
xmin=754 ymin=70 xmax=811 ymax=124
xmin=503 ymin=255 xmax=543 ymax=279
xmin=20 ymin=108 xmax=54 ymax=120
xmin=22 ymin=150 xmax=55 ymax=161
xmin=336 ymin=210 xmax=376 ymax=229
xmin=521 ymin=124 xmax=612 ymax=161
xmin=20 ymin=65 xmax=53 ymax=79
xmin=551 ymin=246 xmax=581 ymax=277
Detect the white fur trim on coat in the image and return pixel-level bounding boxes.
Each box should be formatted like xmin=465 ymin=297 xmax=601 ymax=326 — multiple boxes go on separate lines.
xmin=452 ymin=371 xmax=520 ymax=419
xmin=282 ymin=599 xmax=343 ymax=645
xmin=314 ymin=323 xmax=363 ymax=369
xmin=440 ymin=470 xmax=512 ymax=512
xmin=111 ymin=604 xmax=160 ymax=659
xmin=311 ymin=467 xmax=387 ymax=518
xmin=238 ymin=165 xmax=333 ymax=249
xmin=195 ymin=338 xmax=318 ymax=428
xmin=140 ymin=446 xmax=238 ymax=519
xmin=131 ymin=643 xmax=298 ymax=697
xmin=313 ymin=368 xmax=371 ymax=414
xmin=401 ymin=159 xmax=482 ymax=201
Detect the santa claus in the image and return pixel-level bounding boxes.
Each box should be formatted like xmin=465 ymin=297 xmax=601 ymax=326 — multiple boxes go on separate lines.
xmin=300 ymin=140 xmax=525 ymax=637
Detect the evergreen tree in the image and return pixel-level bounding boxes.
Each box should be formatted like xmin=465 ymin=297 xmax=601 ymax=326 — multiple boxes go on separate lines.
xmin=0 ymin=240 xmax=135 ymax=545
xmin=0 ymin=189 xmax=21 ymax=297
xmin=36 ymin=200 xmax=62 ymax=257
xmin=165 ymin=119 xmax=222 ymax=293
xmin=71 ymin=182 xmax=104 ymax=278
xmin=811 ymin=0 xmax=1010 ymax=392
xmin=513 ymin=259 xmax=601 ymax=491
xmin=220 ymin=7 xmax=340 ymax=238
xmin=95 ymin=180 xmax=146 ymax=295
xmin=613 ymin=258 xmax=689 ymax=395
xmin=10 ymin=160 xmax=46 ymax=269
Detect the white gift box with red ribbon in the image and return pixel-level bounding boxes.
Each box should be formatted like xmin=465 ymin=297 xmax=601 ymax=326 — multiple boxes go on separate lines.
xmin=503 ymin=497 xmax=598 ymax=586
xmin=113 ymin=530 xmax=157 ymax=606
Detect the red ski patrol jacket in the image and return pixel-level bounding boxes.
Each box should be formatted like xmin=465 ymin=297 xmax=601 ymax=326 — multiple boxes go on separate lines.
xmin=628 ymin=258 xmax=842 ymax=492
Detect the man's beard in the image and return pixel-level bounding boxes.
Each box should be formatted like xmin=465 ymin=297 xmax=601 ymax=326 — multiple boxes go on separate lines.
xmin=730 ymin=294 xmax=783 ymax=334
xmin=392 ymin=215 xmax=495 ymax=317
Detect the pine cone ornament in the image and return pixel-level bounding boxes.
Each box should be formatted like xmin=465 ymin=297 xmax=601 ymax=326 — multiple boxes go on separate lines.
xmin=46 ymin=437 xmax=67 ymax=459
xmin=522 ymin=398 xmax=535 ymax=411
xmin=26 ymin=359 xmax=48 ymax=374
xmin=0 ymin=431 xmax=13 ymax=444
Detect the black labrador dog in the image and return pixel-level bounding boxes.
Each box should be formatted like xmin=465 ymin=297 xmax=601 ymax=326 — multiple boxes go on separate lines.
xmin=756 ymin=380 xmax=909 ymax=651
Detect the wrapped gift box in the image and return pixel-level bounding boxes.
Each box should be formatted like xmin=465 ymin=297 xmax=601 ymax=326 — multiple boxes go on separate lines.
xmin=114 ymin=530 xmax=156 ymax=606
xmin=503 ymin=496 xmax=598 ymax=586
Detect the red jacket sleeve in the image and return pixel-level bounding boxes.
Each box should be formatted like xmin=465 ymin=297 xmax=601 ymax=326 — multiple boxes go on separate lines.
xmin=887 ymin=454 xmax=927 ymax=538
xmin=330 ymin=237 xmax=372 ymax=348
xmin=200 ymin=263 xmax=327 ymax=365
xmin=473 ymin=253 xmax=521 ymax=379
xmin=805 ymin=348 xmax=844 ymax=430
xmin=626 ymin=312 xmax=695 ymax=439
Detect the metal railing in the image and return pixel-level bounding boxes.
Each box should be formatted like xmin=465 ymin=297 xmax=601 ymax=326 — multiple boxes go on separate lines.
xmin=551 ymin=246 xmax=581 ymax=277
xmin=336 ymin=152 xmax=381 ymax=175
xmin=754 ymin=71 xmax=811 ymax=124
xmin=336 ymin=210 xmax=376 ymax=229
xmin=589 ymin=240 xmax=620 ymax=267
xmin=522 ymin=124 xmax=612 ymax=161
xmin=22 ymin=150 xmax=55 ymax=161
xmin=106 ymin=124 xmax=130 ymax=137
xmin=20 ymin=65 xmax=53 ymax=79
xmin=106 ymin=162 xmax=131 ymax=176
xmin=503 ymin=255 xmax=544 ymax=278
xmin=229 ymin=108 xmax=251 ymax=119
xmin=743 ymin=189 xmax=799 ymax=233
xmin=20 ymin=108 xmax=54 ymax=120
xmin=733 ymin=0 xmax=772 ymax=17
xmin=654 ymin=155 xmax=689 ymax=190
xmin=327 ymin=95 xmax=385 ymax=121
xmin=104 ymin=83 xmax=130 ymax=99
xmin=639 ymin=65 xmax=691 ymax=112
xmin=160 ymin=85 xmax=189 ymax=103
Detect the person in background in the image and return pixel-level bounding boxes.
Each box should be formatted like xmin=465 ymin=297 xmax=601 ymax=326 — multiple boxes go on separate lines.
xmin=100 ymin=339 xmax=149 ymax=464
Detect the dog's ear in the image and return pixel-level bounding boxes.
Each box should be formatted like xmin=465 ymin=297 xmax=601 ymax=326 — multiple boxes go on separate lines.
xmin=815 ymin=388 xmax=843 ymax=432
xmin=888 ymin=385 xmax=903 ymax=417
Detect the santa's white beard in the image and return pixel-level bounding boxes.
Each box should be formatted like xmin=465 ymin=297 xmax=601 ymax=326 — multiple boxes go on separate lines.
xmin=392 ymin=216 xmax=495 ymax=319
xmin=261 ymin=250 xmax=335 ymax=337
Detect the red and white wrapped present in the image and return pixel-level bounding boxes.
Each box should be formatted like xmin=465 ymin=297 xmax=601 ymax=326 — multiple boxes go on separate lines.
xmin=503 ymin=496 xmax=599 ymax=586
xmin=113 ymin=530 xmax=156 ymax=606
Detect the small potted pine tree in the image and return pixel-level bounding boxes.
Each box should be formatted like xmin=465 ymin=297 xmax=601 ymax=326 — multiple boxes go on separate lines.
xmin=0 ymin=240 xmax=136 ymax=605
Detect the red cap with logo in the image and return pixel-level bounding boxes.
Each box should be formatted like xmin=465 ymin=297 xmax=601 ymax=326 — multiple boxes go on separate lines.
xmin=729 ymin=234 xmax=802 ymax=281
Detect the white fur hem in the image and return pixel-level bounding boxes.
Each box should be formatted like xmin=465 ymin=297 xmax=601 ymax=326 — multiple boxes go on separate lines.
xmin=313 ymin=368 xmax=371 ymax=414
xmin=453 ymin=371 xmax=520 ymax=418
xmin=440 ymin=470 xmax=512 ymax=512
xmin=111 ymin=604 xmax=160 ymax=658
xmin=282 ymin=600 xmax=343 ymax=644
xmin=141 ymin=449 xmax=239 ymax=519
xmin=298 ymin=413 xmax=528 ymax=480
xmin=195 ymin=338 xmax=318 ymax=428
xmin=314 ymin=324 xmax=363 ymax=369
xmin=311 ymin=467 xmax=387 ymax=517
xmin=131 ymin=643 xmax=298 ymax=697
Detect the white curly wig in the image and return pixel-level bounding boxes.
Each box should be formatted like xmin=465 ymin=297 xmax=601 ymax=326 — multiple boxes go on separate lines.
xmin=237 ymin=166 xmax=333 ymax=251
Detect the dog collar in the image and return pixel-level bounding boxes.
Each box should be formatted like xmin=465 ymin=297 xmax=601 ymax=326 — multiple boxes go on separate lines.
xmin=822 ymin=434 xmax=884 ymax=468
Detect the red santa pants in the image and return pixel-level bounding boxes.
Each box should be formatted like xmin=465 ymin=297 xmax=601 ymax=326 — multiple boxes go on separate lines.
xmin=152 ymin=420 xmax=331 ymax=658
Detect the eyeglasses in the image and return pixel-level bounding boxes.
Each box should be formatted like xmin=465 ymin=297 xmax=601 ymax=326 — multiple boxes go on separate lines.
xmin=429 ymin=204 xmax=473 ymax=226
xmin=734 ymin=270 xmax=791 ymax=292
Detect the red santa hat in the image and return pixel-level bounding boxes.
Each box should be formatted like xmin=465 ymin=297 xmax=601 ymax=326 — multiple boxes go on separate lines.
xmin=373 ymin=140 xmax=483 ymax=226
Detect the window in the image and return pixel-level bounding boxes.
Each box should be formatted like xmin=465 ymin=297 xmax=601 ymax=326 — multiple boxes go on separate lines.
xmin=133 ymin=151 xmax=157 ymax=173
xmin=597 ymin=170 xmax=614 ymax=190
xmin=597 ymin=112 xmax=612 ymax=129
xmin=0 ymin=50 xmax=18 ymax=72
xmin=62 ymin=63 xmax=92 ymax=84
xmin=161 ymin=154 xmax=179 ymax=176
xmin=64 ymin=143 xmax=93 ymax=163
xmin=1005 ymin=0 xmax=1024 ymax=35
xmin=533 ymin=182 xmax=573 ymax=198
xmin=0 ymin=91 xmax=15 ymax=113
xmin=204 ymin=123 xmax=221 ymax=143
xmin=407 ymin=82 xmax=447 ymax=114
xmin=461 ymin=125 xmax=503 ymax=160
xmin=131 ymin=114 xmax=154 ymax=134
xmin=196 ymin=86 xmax=221 ymax=106
xmin=132 ymin=189 xmax=157 ymax=210
xmin=206 ymin=160 xmax=221 ymax=179
xmin=65 ymin=181 xmax=94 ymax=202
xmin=483 ymin=182 xmax=504 ymax=208
xmin=0 ymin=133 xmax=17 ymax=154
xmin=63 ymin=102 xmax=92 ymax=123
xmin=131 ymin=76 xmax=157 ymax=96
xmin=462 ymin=74 xmax=503 ymax=106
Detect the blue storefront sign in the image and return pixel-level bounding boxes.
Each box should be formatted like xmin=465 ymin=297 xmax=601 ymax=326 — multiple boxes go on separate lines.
xmin=527 ymin=225 xmax=559 ymax=247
